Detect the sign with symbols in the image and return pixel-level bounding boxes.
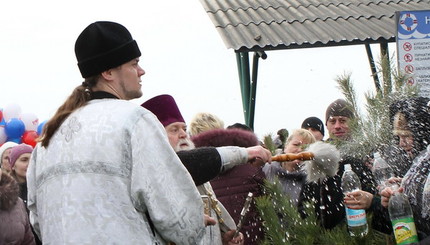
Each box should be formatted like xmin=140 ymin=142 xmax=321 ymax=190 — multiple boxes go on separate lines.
xmin=397 ymin=10 xmax=430 ymax=98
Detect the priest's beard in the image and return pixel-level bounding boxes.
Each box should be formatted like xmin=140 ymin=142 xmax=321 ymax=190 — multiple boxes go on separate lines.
xmin=174 ymin=138 xmax=196 ymax=152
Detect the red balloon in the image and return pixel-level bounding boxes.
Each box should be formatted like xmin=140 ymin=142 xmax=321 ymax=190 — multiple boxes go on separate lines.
xmin=21 ymin=130 xmax=38 ymax=148
xmin=0 ymin=110 xmax=3 ymax=123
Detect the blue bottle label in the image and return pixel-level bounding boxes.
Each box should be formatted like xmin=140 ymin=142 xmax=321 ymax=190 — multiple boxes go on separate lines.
xmin=345 ymin=208 xmax=366 ymax=226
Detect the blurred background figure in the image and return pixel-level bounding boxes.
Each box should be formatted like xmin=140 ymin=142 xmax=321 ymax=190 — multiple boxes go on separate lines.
xmin=301 ymin=116 xmax=325 ymax=141
xmin=0 ymin=169 xmax=36 ymax=245
xmin=263 ymin=129 xmax=316 ymax=206
xmin=9 ymin=143 xmax=33 ymax=205
xmin=8 ymin=143 xmax=41 ymax=244
xmin=188 ymin=112 xmax=224 ymax=137
xmin=273 ymin=128 xmax=289 ymax=153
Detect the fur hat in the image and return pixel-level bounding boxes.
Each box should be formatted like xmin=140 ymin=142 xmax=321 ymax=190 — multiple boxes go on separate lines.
xmin=9 ymin=144 xmax=33 ymax=168
xmin=0 ymin=141 xmax=18 ymax=160
xmin=75 ymin=21 xmax=141 ymax=78
xmin=191 ymin=128 xmax=259 ymax=148
xmin=325 ymin=99 xmax=354 ymax=124
xmin=0 ymin=171 xmax=19 ymax=211
xmin=141 ymin=94 xmax=185 ymax=127
xmin=301 ymin=117 xmax=325 ymax=136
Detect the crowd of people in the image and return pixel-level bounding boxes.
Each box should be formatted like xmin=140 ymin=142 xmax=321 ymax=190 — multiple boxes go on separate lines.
xmin=1 ymin=20 xmax=429 ymax=245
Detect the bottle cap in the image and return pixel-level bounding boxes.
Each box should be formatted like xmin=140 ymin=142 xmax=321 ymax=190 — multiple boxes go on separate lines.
xmin=344 ymin=164 xmax=351 ymax=171
xmin=374 ymin=152 xmax=381 ymax=159
xmin=391 ymin=184 xmax=399 ymax=192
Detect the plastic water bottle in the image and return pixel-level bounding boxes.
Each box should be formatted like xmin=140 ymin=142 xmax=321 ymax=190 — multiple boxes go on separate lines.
xmin=388 ymin=187 xmax=419 ymax=245
xmin=372 ymin=152 xmax=394 ymax=189
xmin=341 ymin=164 xmax=369 ymax=237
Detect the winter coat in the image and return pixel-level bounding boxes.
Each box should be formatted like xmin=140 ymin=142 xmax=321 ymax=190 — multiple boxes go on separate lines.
xmin=192 ymin=128 xmax=266 ymax=244
xmin=263 ymin=161 xmax=306 ymax=206
xmin=402 ymin=146 xmax=430 ymax=241
xmin=0 ymin=172 xmax=35 ymax=245
xmin=369 ymin=146 xmax=430 ymax=243
xmin=298 ymin=155 xmax=377 ymax=229
xmin=210 ymin=164 xmax=266 ymax=244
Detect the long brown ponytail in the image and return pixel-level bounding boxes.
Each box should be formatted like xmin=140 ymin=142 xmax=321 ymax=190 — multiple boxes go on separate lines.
xmin=39 ymin=76 xmax=98 ymax=147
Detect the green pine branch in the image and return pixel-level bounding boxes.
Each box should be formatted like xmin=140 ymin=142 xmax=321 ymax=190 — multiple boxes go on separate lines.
xmin=255 ymin=180 xmax=389 ymax=245
xmin=335 ymin=53 xmax=418 ymax=159
xmin=263 ymin=133 xmax=277 ymax=155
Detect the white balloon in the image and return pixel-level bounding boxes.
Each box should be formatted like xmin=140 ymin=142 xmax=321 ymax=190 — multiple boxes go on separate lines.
xmin=3 ymin=103 xmax=22 ymax=122
xmin=0 ymin=127 xmax=7 ymax=145
xmin=20 ymin=112 xmax=39 ymax=131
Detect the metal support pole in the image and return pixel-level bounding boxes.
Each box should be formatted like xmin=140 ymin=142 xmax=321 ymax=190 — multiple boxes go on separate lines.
xmin=380 ymin=41 xmax=392 ymax=94
xmin=248 ymin=51 xmax=267 ymax=130
xmin=365 ymin=43 xmax=381 ymax=93
xmin=236 ymin=52 xmax=251 ymax=125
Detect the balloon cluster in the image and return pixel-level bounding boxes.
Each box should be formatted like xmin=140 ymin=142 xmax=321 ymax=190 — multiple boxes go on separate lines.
xmin=0 ymin=103 xmax=46 ymax=147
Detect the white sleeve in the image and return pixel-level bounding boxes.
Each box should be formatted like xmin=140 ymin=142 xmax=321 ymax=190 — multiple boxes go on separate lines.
xmin=129 ymin=111 xmax=205 ymax=244
xmin=215 ymin=146 xmax=248 ymax=172
xmin=27 ymin=144 xmax=41 ymax=239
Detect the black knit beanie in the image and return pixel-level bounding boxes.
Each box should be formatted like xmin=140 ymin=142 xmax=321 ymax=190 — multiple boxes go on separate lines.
xmin=301 ymin=116 xmax=325 ymax=136
xmin=75 ymin=21 xmax=141 ymax=78
xmin=325 ymin=99 xmax=354 ymax=124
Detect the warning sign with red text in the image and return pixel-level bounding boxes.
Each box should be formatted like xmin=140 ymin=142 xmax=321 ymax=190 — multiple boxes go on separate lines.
xmin=397 ymin=10 xmax=430 ymax=98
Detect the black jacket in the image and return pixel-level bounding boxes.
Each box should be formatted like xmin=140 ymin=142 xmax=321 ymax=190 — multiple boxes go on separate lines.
xmin=298 ymin=156 xmax=377 ymax=229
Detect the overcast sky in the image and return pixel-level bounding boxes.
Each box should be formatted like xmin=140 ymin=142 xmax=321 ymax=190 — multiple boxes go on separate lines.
xmin=0 ymin=0 xmax=395 ymax=139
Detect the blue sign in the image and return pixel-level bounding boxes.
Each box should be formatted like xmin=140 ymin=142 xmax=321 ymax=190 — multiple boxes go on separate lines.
xmin=397 ymin=10 xmax=430 ymax=98
xmin=398 ymin=10 xmax=430 ymax=40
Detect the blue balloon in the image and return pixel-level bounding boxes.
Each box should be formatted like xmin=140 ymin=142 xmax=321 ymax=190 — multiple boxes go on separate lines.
xmin=37 ymin=120 xmax=47 ymax=135
xmin=7 ymin=137 xmax=21 ymax=144
xmin=5 ymin=118 xmax=25 ymax=139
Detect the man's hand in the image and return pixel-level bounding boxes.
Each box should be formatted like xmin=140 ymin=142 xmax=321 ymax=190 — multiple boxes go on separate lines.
xmin=246 ymin=145 xmax=272 ymax=167
xmin=380 ymin=186 xmax=404 ymax=208
xmin=204 ymin=214 xmax=216 ymax=226
xmin=222 ymin=230 xmax=244 ymax=245
xmin=344 ymin=190 xmax=373 ymax=210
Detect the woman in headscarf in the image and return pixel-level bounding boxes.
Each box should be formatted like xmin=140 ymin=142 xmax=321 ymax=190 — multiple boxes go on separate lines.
xmin=381 ymin=96 xmax=430 ymax=242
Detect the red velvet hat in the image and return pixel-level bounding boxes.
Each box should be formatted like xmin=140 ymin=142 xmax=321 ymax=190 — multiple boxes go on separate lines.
xmin=141 ymin=94 xmax=185 ymax=127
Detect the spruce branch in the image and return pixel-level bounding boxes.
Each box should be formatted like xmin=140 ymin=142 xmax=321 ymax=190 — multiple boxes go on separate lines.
xmin=334 ymin=53 xmax=419 ymax=159
xmin=263 ymin=133 xmax=277 ymax=155
xmin=256 ymin=180 xmax=387 ymax=244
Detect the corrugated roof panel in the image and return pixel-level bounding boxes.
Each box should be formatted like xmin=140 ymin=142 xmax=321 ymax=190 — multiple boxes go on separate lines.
xmin=200 ymin=0 xmax=430 ymax=51
xmin=215 ymin=15 xmax=403 ymax=50
xmin=201 ymin=0 xmax=407 ymax=13
xmin=205 ymin=0 xmax=426 ymax=28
